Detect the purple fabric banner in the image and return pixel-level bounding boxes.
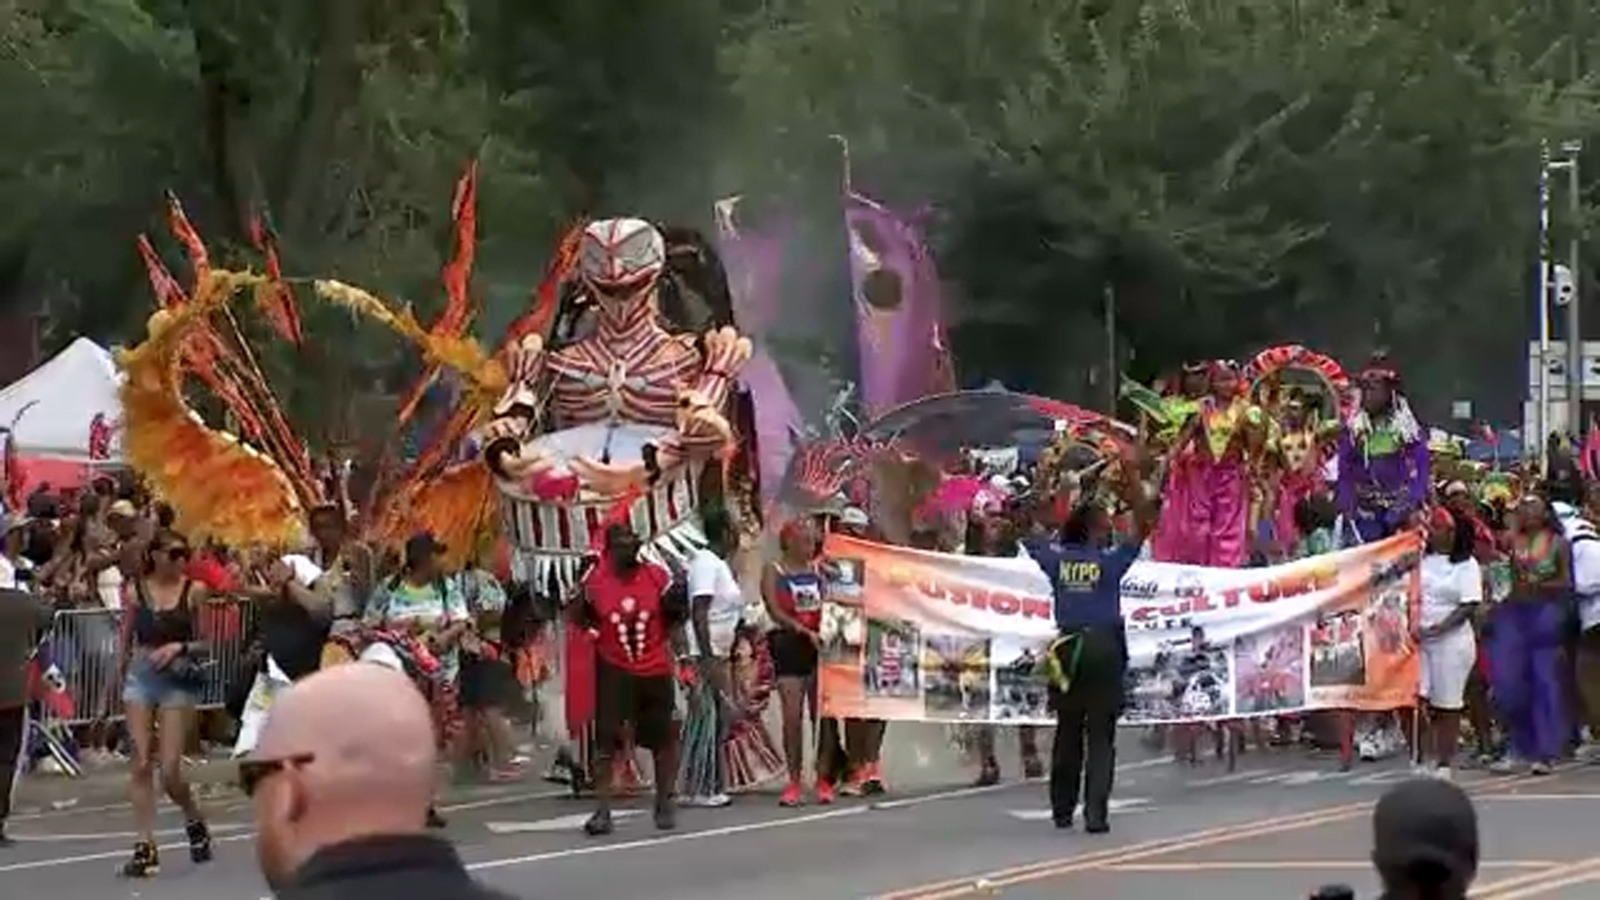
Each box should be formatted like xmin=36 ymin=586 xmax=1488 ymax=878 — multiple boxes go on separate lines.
xmin=715 ymin=198 xmax=807 ymax=504
xmin=845 ymin=193 xmax=955 ymax=419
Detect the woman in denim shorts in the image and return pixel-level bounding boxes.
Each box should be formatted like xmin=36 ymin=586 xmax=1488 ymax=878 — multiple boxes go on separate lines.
xmin=117 ymin=531 xmax=213 ymax=877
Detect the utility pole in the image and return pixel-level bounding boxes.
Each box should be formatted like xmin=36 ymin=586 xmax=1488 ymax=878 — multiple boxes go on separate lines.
xmin=1565 ymin=140 xmax=1583 ymax=443
xmin=1537 ymin=140 xmax=1553 ymax=472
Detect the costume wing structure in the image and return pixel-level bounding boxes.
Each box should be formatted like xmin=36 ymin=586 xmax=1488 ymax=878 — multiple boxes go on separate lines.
xmin=364 ymin=460 xmax=497 ymax=570
xmin=314 ymin=279 xmax=508 ymax=568
xmin=119 ymin=275 xmax=310 ymax=549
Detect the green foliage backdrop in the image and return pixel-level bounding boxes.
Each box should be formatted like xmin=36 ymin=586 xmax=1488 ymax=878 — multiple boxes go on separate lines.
xmin=4 ymin=0 xmax=1599 ymax=439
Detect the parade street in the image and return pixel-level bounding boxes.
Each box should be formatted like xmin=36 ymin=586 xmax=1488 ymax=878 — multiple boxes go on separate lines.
xmin=3 ymin=725 xmax=1600 ymax=900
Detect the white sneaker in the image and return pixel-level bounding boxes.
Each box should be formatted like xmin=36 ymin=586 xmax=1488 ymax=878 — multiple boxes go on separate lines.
xmin=1434 ymin=766 xmax=1453 ymax=781
xmin=684 ymin=793 xmax=732 ymax=808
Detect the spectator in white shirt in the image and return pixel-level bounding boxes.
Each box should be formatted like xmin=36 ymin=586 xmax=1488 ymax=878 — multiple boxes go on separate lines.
xmin=1560 ymin=503 xmax=1600 ymax=754
xmin=680 ymin=509 xmax=744 ymax=807
xmin=1416 ymin=508 xmax=1483 ymax=778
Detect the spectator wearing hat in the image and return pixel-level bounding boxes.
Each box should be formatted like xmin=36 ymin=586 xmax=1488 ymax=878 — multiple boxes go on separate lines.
xmin=363 ymin=532 xmax=471 ymax=830
xmin=1369 ymin=778 xmax=1478 ymax=900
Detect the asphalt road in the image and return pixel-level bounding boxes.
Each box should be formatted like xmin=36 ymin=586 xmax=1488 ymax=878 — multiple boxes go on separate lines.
xmin=5 ymin=724 xmax=1600 ymax=900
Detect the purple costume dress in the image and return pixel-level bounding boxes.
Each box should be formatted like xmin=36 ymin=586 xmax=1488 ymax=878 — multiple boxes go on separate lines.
xmin=1489 ymin=534 xmax=1570 ymax=766
xmin=1334 ymin=399 xmax=1428 ymax=545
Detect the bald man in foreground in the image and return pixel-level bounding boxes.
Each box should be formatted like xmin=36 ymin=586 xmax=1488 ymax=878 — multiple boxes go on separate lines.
xmin=243 ymin=664 xmax=521 ymax=900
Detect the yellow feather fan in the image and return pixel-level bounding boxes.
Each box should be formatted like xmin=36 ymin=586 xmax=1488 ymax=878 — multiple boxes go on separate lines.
xmin=118 ymin=273 xmax=310 ymax=549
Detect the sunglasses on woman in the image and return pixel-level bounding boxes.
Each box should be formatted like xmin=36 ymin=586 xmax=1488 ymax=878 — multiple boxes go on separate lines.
xmin=238 ymin=753 xmax=315 ymax=797
xmin=157 ymin=544 xmax=191 ymax=561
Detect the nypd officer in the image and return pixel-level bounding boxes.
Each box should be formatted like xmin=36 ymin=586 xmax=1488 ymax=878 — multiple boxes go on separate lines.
xmin=1023 ymin=459 xmax=1154 ymax=833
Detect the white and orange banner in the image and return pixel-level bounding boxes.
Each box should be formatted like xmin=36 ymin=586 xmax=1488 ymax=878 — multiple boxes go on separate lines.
xmin=817 ymin=532 xmax=1422 ymax=725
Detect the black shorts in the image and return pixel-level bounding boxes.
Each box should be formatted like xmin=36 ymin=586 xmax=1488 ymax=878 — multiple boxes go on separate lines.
xmin=768 ymin=629 xmax=819 ymax=679
xmin=459 ymin=655 xmax=519 ymax=710
xmin=593 ymin=658 xmax=676 ymax=753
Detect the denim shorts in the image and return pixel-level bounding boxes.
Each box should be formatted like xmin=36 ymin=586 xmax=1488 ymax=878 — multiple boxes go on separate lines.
xmin=122 ymin=654 xmax=199 ymax=709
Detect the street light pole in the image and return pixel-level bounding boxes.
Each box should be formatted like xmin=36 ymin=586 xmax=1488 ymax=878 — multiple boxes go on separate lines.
xmin=1537 ymin=140 xmax=1552 ymax=472
xmin=1566 ymin=140 xmax=1583 ymax=442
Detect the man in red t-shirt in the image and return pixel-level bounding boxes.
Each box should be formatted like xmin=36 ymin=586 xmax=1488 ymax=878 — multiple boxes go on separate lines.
xmin=576 ymin=523 xmax=681 ymax=836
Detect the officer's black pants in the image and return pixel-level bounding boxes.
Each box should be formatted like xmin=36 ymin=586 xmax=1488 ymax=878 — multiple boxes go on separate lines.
xmin=1047 ymin=625 xmax=1126 ymax=827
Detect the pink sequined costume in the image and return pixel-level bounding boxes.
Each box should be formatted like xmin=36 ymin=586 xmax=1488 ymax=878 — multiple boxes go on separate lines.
xmin=1153 ymin=362 xmax=1263 ymax=568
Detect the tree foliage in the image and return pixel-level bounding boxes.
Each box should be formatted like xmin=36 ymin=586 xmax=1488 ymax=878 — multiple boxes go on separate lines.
xmin=4 ymin=0 xmax=1600 ymax=433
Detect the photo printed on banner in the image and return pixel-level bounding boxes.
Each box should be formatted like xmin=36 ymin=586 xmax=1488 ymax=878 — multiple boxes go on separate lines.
xmin=1124 ymin=625 xmax=1235 ymax=723
xmin=1310 ymin=610 xmax=1367 ymax=687
xmin=1232 ymin=624 xmax=1307 ymax=714
xmin=922 ymin=635 xmax=992 ymax=720
xmin=990 ymin=635 xmax=1051 ymax=721
xmin=862 ymin=618 xmax=922 ymax=699
xmin=822 ymin=555 xmax=866 ymax=600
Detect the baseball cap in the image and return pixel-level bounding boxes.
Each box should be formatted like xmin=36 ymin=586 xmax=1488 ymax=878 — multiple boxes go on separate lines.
xmin=840 ymin=507 xmax=870 ymax=528
xmin=1 ymin=511 xmax=32 ymax=535
xmin=107 ymin=499 xmax=138 ymax=518
xmin=1371 ymin=778 xmax=1478 ymax=889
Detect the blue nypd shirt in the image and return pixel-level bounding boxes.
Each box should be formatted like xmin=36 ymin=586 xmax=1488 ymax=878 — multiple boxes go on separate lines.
xmin=1023 ymin=540 xmax=1139 ymax=630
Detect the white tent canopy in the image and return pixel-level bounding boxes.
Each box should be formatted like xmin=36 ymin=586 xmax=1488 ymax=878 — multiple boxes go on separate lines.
xmin=0 ymin=337 xmax=124 ymax=462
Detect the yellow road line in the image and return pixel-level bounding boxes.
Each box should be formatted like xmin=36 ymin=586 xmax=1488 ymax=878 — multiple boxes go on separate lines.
xmin=877 ymin=767 xmax=1567 ymax=900
xmin=1102 ymin=860 xmax=1556 ymax=873
xmin=1472 ymin=856 xmax=1600 ymax=899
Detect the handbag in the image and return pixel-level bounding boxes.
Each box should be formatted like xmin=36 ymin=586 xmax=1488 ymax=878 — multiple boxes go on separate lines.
xmin=165 ymin=649 xmax=211 ymax=688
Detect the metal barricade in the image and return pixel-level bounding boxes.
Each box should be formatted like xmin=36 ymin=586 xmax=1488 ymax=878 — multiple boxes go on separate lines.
xmin=40 ymin=598 xmax=261 ymax=725
xmin=44 ymin=607 xmax=124 ymax=726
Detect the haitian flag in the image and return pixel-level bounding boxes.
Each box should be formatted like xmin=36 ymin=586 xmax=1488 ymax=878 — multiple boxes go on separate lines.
xmin=27 ymin=636 xmax=75 ymax=720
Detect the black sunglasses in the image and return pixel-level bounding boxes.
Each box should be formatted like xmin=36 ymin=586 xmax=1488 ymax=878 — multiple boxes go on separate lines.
xmin=157 ymin=545 xmax=191 ymax=561
xmin=238 ymin=752 xmax=314 ymax=797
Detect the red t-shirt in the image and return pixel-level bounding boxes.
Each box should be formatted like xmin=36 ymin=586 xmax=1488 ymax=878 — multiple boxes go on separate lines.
xmin=583 ymin=560 xmax=674 ymax=677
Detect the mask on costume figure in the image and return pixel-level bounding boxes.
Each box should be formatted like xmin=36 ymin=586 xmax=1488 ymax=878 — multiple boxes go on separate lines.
xmin=1360 ymin=378 xmax=1393 ymax=416
xmin=1208 ymin=361 xmax=1240 ymax=400
xmin=578 ymin=218 xmax=667 ymax=332
xmin=1179 ymin=363 xmax=1209 ymax=398
xmin=1359 ymin=353 xmax=1399 ymax=416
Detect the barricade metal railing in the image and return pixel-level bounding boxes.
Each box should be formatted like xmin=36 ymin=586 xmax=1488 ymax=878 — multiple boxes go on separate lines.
xmin=39 ymin=598 xmax=261 ymax=726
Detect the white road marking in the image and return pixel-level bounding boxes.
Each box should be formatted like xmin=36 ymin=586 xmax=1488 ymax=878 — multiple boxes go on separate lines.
xmin=486 ymin=811 xmax=644 ymax=834
xmin=6 ymin=824 xmax=250 ymax=842
xmin=467 ymin=807 xmax=871 ymax=871
xmin=0 ymin=787 xmax=572 ymax=872
xmin=1346 ymin=769 xmax=1411 ymax=786
xmin=1250 ymin=770 xmax=1346 ymax=787
xmin=1006 ymin=798 xmax=1151 ymax=821
xmin=0 ymin=756 xmax=1177 ymax=873
xmin=1187 ymin=770 xmax=1268 ymax=787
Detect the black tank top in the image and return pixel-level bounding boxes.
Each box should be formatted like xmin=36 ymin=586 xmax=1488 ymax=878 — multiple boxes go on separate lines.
xmin=131 ymin=579 xmax=196 ymax=648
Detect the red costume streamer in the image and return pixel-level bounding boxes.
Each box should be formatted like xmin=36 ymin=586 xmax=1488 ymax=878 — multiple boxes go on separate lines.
xmin=248 ymin=211 xmax=304 ymax=346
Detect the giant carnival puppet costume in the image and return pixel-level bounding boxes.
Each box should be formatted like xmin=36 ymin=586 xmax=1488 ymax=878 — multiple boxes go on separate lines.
xmin=115 ymin=179 xmax=784 ymax=795
xmin=1336 ymin=352 xmax=1428 ymax=544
